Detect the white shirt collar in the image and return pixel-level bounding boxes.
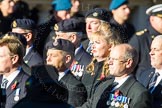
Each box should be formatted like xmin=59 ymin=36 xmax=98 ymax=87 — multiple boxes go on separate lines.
xmin=75 ymin=47 xmax=80 ymax=55
xmin=58 ymin=69 xmax=69 ymax=81
xmin=3 ymin=68 xmax=21 ymax=89
xmin=25 ymin=45 xmax=33 ymax=56
xmin=58 ymin=72 xmax=66 ymax=81
xmin=112 ymin=74 xmax=132 ymax=91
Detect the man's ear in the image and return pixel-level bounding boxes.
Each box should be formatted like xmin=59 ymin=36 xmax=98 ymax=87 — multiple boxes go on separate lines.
xmin=69 ymin=34 xmax=77 ymax=43
xmin=125 ymin=58 xmax=133 ymax=68
xmin=25 ymin=33 xmax=32 ymax=42
xmin=11 ymin=55 xmax=19 ymax=65
xmin=65 ymin=54 xmax=72 ymax=64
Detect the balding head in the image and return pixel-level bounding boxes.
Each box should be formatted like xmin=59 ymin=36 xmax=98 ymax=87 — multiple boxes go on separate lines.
xmin=108 ymin=44 xmax=138 ymax=78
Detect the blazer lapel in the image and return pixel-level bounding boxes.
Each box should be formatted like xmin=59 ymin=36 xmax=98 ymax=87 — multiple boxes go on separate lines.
xmin=6 ymin=70 xmax=24 ymax=97
xmin=24 ymin=48 xmax=34 ymax=64
xmin=75 ymin=46 xmax=85 ymax=62
xmin=0 ymin=75 xmax=2 ymax=84
xmin=118 ymin=76 xmax=136 ymax=96
xmin=145 ymin=69 xmax=155 ymax=88
xmin=60 ymin=71 xmax=71 ymax=82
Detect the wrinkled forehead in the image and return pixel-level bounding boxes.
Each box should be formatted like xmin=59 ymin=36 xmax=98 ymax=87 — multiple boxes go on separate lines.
xmin=110 ymin=46 xmax=125 ymax=57
xmin=47 ymin=48 xmax=63 ymax=54
xmin=86 ymin=17 xmax=101 ymax=23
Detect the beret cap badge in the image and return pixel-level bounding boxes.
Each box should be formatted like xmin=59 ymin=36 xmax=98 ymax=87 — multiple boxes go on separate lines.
xmin=54 ymin=24 xmax=59 ymax=31
xmin=53 ymin=40 xmax=58 ymax=46
xmin=12 ymin=21 xmax=17 ymax=28
xmin=93 ymin=12 xmax=98 ymax=17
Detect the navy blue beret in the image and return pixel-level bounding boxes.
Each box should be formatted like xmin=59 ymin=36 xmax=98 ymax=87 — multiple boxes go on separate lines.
xmin=109 ymin=0 xmax=128 ymax=11
xmin=85 ymin=8 xmax=112 ymax=22
xmin=11 ymin=19 xmax=36 ymax=30
xmin=52 ymin=0 xmax=72 ymax=11
xmin=54 ymin=18 xmax=85 ymax=32
xmin=46 ymin=39 xmax=75 ymax=54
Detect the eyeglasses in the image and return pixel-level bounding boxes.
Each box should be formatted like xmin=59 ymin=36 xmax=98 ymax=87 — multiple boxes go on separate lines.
xmin=108 ymin=57 xmax=127 ymax=63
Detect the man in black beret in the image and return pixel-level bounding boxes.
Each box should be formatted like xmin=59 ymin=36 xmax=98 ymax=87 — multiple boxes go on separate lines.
xmin=54 ymin=18 xmax=92 ymax=80
xmin=82 ymin=8 xmax=112 ymax=54
xmin=11 ymin=18 xmax=43 ymax=68
xmin=46 ymin=39 xmax=87 ymax=107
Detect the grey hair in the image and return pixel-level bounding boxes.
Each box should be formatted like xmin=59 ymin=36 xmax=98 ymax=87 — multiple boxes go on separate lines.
xmin=153 ymin=35 xmax=162 ymax=40
xmin=123 ymin=44 xmax=139 ymax=70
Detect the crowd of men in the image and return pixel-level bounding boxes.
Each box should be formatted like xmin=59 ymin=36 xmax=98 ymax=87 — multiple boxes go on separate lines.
xmin=0 ymin=0 xmax=162 ymax=108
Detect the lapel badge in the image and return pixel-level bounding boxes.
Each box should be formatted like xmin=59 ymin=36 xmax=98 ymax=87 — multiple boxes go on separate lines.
xmin=11 ymin=81 xmax=18 ymax=90
xmin=14 ymin=88 xmax=20 ymax=101
xmin=12 ymin=21 xmax=17 ymax=28
xmin=93 ymin=12 xmax=98 ymax=17
xmin=24 ymin=60 xmax=28 ymax=64
xmin=54 ymin=24 xmax=59 ymax=31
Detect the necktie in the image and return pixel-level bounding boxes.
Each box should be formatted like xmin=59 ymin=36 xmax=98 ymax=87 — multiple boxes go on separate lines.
xmin=86 ymin=42 xmax=93 ymax=54
xmin=149 ymin=72 xmax=159 ymax=92
xmin=111 ymin=82 xmax=119 ymax=92
xmin=1 ymin=78 xmax=8 ymax=89
xmin=1 ymin=78 xmax=8 ymax=108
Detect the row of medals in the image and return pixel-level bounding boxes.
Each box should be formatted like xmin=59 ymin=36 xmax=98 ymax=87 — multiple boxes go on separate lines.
xmin=107 ymin=93 xmax=130 ymax=108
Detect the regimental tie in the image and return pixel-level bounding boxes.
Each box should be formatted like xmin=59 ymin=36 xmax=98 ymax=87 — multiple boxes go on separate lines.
xmin=1 ymin=78 xmax=8 ymax=108
xmin=149 ymin=72 xmax=160 ymax=93
xmin=86 ymin=42 xmax=93 ymax=55
xmin=1 ymin=78 xmax=8 ymax=89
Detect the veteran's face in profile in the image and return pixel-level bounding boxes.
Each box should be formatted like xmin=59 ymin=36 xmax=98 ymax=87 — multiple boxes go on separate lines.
xmin=46 ymin=49 xmax=65 ymax=71
xmin=150 ymin=37 xmax=162 ymax=69
xmin=86 ymin=18 xmax=101 ymax=38
xmin=108 ymin=46 xmax=127 ymax=77
xmin=0 ymin=46 xmax=13 ymax=74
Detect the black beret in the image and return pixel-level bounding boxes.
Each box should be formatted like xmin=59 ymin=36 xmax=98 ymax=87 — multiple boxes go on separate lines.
xmin=46 ymin=39 xmax=75 ymax=54
xmin=85 ymin=8 xmax=112 ymax=22
xmin=11 ymin=19 xmax=36 ymax=30
xmin=54 ymin=18 xmax=85 ymax=32
xmin=3 ymin=32 xmax=27 ymax=48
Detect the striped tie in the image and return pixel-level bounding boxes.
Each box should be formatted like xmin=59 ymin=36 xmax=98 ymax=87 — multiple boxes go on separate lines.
xmin=86 ymin=42 xmax=93 ymax=54
xmin=1 ymin=78 xmax=8 ymax=89
xmin=149 ymin=72 xmax=159 ymax=92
